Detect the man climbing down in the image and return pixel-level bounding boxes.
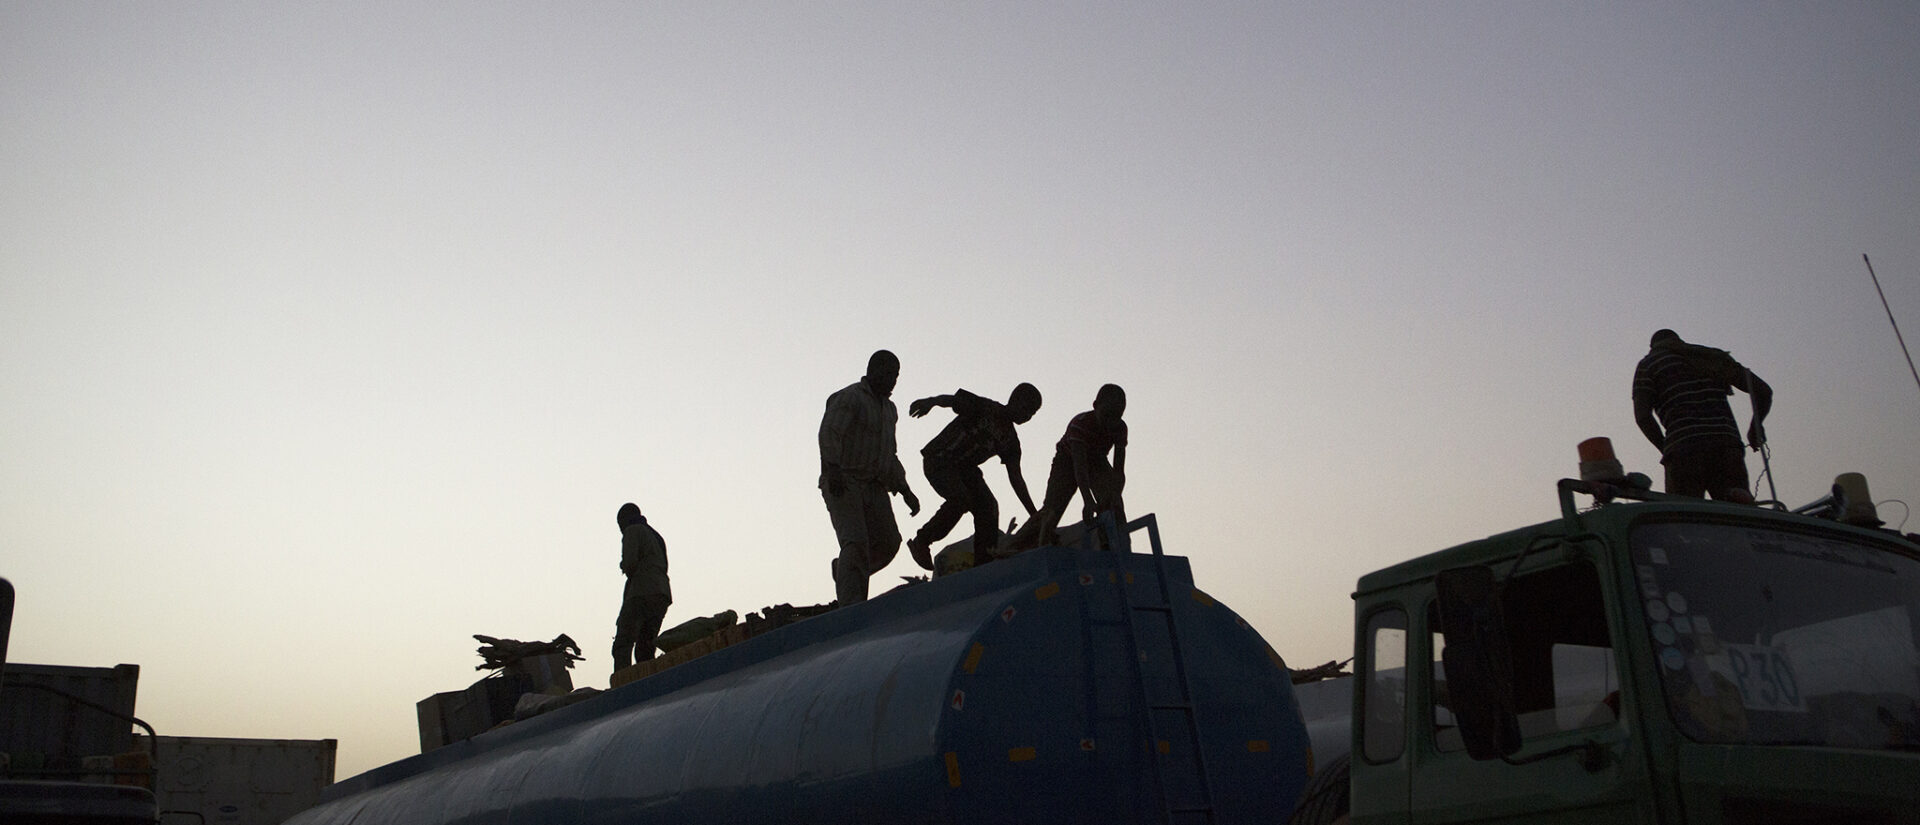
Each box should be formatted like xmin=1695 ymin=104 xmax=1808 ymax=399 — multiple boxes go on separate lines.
xmin=613 ymin=502 xmax=671 ymax=673
xmin=1033 ymin=383 xmax=1128 ymax=547
xmin=1632 ymin=329 xmax=1773 ymax=503
xmin=904 ymin=383 xmax=1043 ymax=569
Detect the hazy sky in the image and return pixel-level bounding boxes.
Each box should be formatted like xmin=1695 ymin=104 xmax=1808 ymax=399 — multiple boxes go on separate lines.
xmin=5 ymin=3 xmax=1917 ymax=781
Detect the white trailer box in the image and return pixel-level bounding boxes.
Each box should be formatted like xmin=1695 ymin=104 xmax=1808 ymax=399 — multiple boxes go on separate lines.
xmin=138 ymin=736 xmax=335 ymax=825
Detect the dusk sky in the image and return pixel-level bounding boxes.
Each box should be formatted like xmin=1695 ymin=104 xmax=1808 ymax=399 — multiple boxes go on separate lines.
xmin=5 ymin=3 xmax=1917 ymax=781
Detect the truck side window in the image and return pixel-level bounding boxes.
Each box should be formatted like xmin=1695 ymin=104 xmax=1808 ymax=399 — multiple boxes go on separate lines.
xmin=1362 ymin=608 xmax=1409 ymax=763
xmin=1432 ymin=562 xmax=1619 ymax=751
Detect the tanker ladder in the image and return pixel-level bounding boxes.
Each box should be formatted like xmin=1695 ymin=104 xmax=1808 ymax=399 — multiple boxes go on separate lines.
xmin=1085 ymin=513 xmax=1219 ymax=824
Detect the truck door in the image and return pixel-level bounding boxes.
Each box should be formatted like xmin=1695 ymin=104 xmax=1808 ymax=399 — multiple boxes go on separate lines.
xmin=1352 ymin=606 xmax=1411 ymax=824
xmin=1408 ymin=560 xmax=1657 ymax=824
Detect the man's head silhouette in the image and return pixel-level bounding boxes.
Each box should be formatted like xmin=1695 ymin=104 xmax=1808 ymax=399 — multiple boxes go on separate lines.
xmin=865 ymin=350 xmax=900 ymax=397
xmin=1093 ymin=383 xmax=1126 ymax=424
xmin=1008 ymin=383 xmax=1042 ymax=423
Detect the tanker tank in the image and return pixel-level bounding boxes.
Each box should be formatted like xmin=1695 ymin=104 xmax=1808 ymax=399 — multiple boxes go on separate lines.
xmin=288 ymin=517 xmax=1311 ymax=824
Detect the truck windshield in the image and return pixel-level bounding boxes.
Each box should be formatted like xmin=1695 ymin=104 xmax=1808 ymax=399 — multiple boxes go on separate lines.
xmin=1631 ymin=521 xmax=1920 ymax=752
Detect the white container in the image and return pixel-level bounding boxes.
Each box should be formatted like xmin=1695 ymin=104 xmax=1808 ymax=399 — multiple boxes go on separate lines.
xmin=138 ymin=735 xmax=336 ymax=825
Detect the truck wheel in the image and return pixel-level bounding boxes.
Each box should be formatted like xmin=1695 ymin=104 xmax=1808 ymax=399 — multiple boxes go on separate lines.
xmin=1288 ymin=752 xmax=1350 ymax=825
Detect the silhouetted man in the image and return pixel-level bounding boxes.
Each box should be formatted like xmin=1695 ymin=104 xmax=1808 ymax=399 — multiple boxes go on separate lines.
xmin=1034 ymin=384 xmax=1128 ymax=547
xmin=905 ymin=383 xmax=1041 ymax=568
xmin=613 ymin=502 xmax=671 ymax=672
xmin=820 ymin=350 xmax=921 ymax=604
xmin=1632 ymin=329 xmax=1772 ymax=503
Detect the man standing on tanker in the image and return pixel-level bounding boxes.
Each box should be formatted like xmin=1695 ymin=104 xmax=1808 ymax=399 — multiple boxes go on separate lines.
xmin=904 ymin=383 xmax=1042 ymax=569
xmin=1632 ymin=329 xmax=1773 ymax=503
xmin=613 ymin=502 xmax=671 ymax=673
xmin=1034 ymin=383 xmax=1128 ymax=547
xmin=819 ymin=350 xmax=921 ymax=605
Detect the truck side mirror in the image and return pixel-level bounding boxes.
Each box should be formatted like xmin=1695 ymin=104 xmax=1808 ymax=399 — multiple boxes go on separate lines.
xmin=1435 ymin=566 xmax=1522 ymax=760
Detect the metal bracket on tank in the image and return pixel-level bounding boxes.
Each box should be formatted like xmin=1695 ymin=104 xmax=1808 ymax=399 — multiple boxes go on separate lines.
xmin=1556 ymin=477 xmax=1697 ymax=527
xmin=1073 ymin=512 xmax=1161 ymax=555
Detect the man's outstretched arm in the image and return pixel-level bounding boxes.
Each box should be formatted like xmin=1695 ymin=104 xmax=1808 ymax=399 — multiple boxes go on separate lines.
xmin=1633 ymin=397 xmax=1665 ymax=453
xmin=1006 ymin=460 xmax=1038 ymax=517
xmin=892 ymin=460 xmax=921 ymax=516
xmin=1068 ymin=442 xmax=1099 ymax=518
xmin=910 ymin=389 xmax=983 ymax=419
xmin=908 ymin=395 xmax=949 ymax=418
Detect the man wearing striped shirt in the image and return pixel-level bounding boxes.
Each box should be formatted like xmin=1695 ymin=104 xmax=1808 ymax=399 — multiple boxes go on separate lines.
xmin=820 ymin=350 xmax=921 ymax=604
xmin=1632 ymin=329 xmax=1773 ymax=503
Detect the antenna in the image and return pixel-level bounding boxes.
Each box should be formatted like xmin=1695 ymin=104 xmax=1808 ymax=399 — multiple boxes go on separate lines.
xmin=1864 ymin=254 xmax=1920 ymax=404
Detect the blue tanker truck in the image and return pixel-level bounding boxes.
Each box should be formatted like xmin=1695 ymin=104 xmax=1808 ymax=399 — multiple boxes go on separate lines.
xmin=288 ymin=464 xmax=1920 ymax=824
xmin=285 ymin=516 xmax=1315 ymax=825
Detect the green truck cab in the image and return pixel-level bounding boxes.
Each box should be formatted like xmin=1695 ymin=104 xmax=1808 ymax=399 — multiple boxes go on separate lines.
xmin=1305 ymin=478 xmax=1920 ymax=824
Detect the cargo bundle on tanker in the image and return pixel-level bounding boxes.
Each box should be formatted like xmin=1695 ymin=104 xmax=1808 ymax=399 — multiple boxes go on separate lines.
xmin=287 ymin=516 xmax=1313 ymax=825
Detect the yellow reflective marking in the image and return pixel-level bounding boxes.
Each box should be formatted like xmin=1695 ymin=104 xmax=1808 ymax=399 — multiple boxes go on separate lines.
xmin=963 ymin=643 xmax=984 ymax=674
xmin=1008 ymin=746 xmax=1037 ymax=762
xmin=1156 ymin=740 xmax=1171 ymax=754
xmin=945 ymin=752 xmax=961 ymax=787
xmin=1190 ymin=588 xmax=1215 ymax=607
xmin=1246 ymin=740 xmax=1270 ymax=753
xmin=1034 ymin=582 xmax=1060 ymax=601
